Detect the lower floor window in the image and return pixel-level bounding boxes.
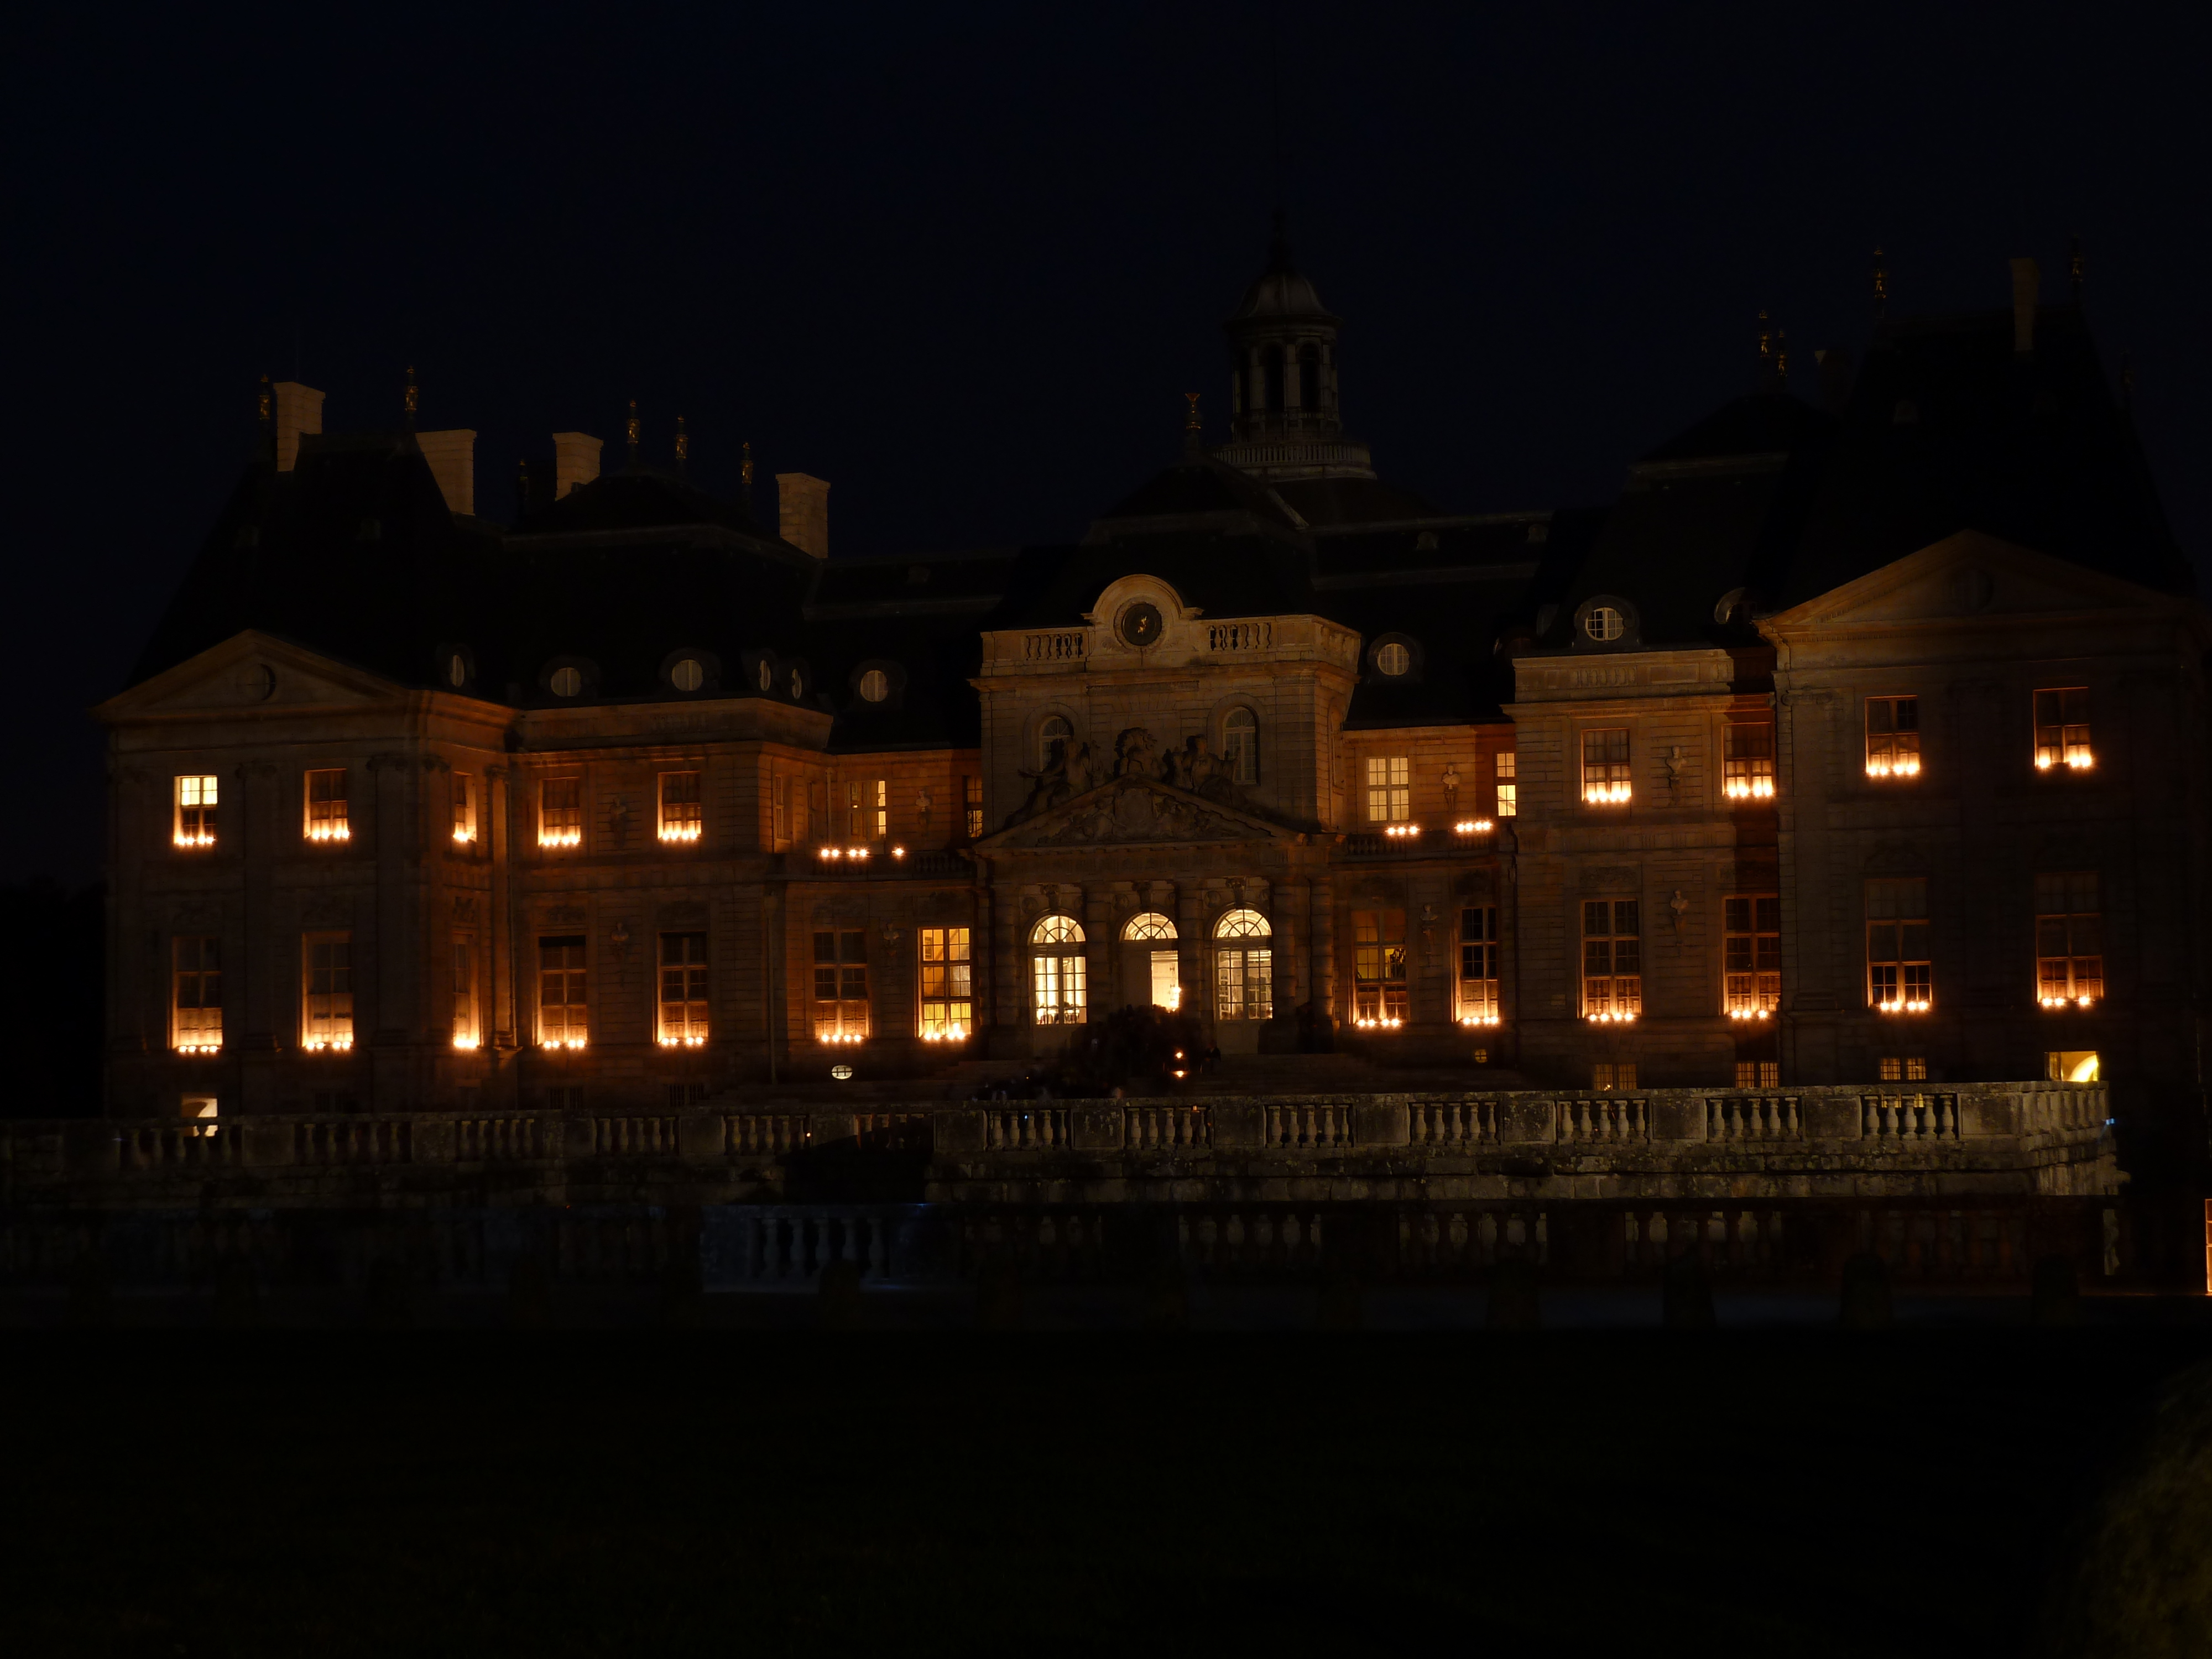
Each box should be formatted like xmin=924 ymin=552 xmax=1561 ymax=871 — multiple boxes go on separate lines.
xmin=813 ymin=929 xmax=869 ymax=1039
xmin=1592 ymin=1061 xmax=1638 ymax=1091
xmin=1215 ymin=946 xmax=1272 ymax=1021
xmin=1031 ymin=915 xmax=1086 ymax=1025
xmin=1353 ymin=908 xmax=1407 ymax=1023
xmin=1877 ymin=1056 xmax=1928 ymax=1082
xmin=539 ymin=934 xmax=587 ymax=1047
xmin=1458 ymin=905 xmax=1498 ymax=1022
xmin=451 ymin=935 xmax=477 ymax=1047
xmin=303 ymin=931 xmax=354 ymax=1050
xmin=174 ymin=935 xmax=222 ymax=1051
xmin=660 ymin=932 xmax=709 ymax=1044
xmin=920 ymin=927 xmax=972 ymax=1037
xmin=1734 ymin=1061 xmax=1780 ymax=1088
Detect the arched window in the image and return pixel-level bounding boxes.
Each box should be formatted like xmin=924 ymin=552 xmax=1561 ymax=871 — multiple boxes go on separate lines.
xmin=1213 ymin=908 xmax=1272 ymax=1022
xmin=1040 ymin=715 xmax=1072 ymax=773
xmin=1122 ymin=913 xmax=1176 ymax=942
xmin=1264 ymin=346 xmax=1286 ymax=411
xmin=1299 ymin=345 xmax=1324 ymax=413
xmin=1125 ymin=911 xmax=1179 ymax=1009
xmin=1030 ymin=914 xmax=1086 ymax=1025
xmin=1222 ymin=708 xmax=1258 ymax=785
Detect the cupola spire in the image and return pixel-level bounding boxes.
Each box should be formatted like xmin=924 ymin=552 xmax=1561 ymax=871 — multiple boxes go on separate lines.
xmin=1213 ymin=214 xmax=1373 ymax=482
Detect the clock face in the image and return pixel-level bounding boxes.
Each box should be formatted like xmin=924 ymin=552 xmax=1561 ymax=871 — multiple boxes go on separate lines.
xmin=1120 ymin=602 xmax=1163 ymax=646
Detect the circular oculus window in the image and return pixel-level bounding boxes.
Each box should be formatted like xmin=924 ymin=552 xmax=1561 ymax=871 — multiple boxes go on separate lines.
xmin=1119 ymin=602 xmax=1163 ymax=647
xmin=445 ymin=653 xmax=467 ymax=688
xmin=757 ymin=660 xmax=772 ymax=692
xmin=1584 ymin=606 xmax=1625 ymax=643
xmin=549 ymin=666 xmax=583 ymax=698
xmin=671 ymin=658 xmax=705 ymax=692
xmin=858 ymin=669 xmax=889 ymax=703
xmin=789 ymin=668 xmax=803 ymax=699
xmin=1375 ymin=641 xmax=1411 ymax=676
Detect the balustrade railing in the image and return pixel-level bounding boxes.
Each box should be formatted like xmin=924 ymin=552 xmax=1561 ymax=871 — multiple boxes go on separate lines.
xmin=295 ymin=1119 xmax=413 ymax=1166
xmin=122 ymin=1123 xmax=241 ymax=1171
xmin=727 ymin=1115 xmax=811 ymax=1157
xmin=1410 ymin=1100 xmax=1500 ymax=1147
xmin=1860 ymin=1094 xmax=1960 ymax=1145
xmin=1207 ymin=621 xmax=1272 ymax=651
xmin=453 ymin=1117 xmax=546 ymax=1162
xmin=986 ymin=1107 xmax=1072 ymax=1150
xmin=2022 ymin=1084 xmax=2107 ymax=1135
xmin=1126 ymin=1105 xmax=1211 ymax=1151
xmin=1266 ymin=1103 xmax=1355 ymax=1150
xmin=1705 ymin=1095 xmax=1802 ymax=1141
xmin=1558 ymin=1097 xmax=1648 ymax=1144
xmin=594 ymin=1115 xmax=680 ymax=1157
xmin=1024 ymin=631 xmax=1084 ymax=661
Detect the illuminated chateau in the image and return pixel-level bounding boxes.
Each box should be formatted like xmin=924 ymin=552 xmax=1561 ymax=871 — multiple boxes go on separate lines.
xmin=93 ymin=233 xmax=2206 ymax=1274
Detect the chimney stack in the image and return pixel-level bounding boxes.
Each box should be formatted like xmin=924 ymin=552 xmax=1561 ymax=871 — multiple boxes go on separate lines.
xmin=2011 ymin=257 xmax=2040 ymax=353
xmin=416 ymin=430 xmax=477 ymax=517
xmin=778 ymin=473 xmax=831 ymax=558
xmin=552 ymin=432 xmax=602 ymax=499
xmin=273 ymin=381 xmax=325 ymax=471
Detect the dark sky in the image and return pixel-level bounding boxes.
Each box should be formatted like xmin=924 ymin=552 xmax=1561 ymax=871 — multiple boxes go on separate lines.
xmin=7 ymin=2 xmax=2206 ymax=884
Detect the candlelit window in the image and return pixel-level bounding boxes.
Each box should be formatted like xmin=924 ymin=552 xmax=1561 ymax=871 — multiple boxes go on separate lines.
xmin=1494 ymin=751 xmax=1516 ymax=817
xmin=1592 ymin=1061 xmax=1637 ymax=1090
xmin=451 ymin=773 xmax=476 ymax=843
xmin=1365 ymin=756 xmax=1410 ymax=823
xmin=2034 ymin=688 xmax=2093 ymax=770
xmin=659 ymin=771 xmax=702 ymax=842
xmin=1352 ymin=909 xmax=1407 ymax=1023
xmin=2036 ymin=872 xmax=2103 ymax=1006
xmin=173 ymin=936 xmax=221 ymax=1051
xmin=1866 ymin=878 xmax=1931 ymax=1010
xmin=659 ymin=932 xmax=709 ymax=1044
xmin=919 ymin=927 xmax=972 ymax=1037
xmin=451 ymin=934 xmax=477 ymax=1047
xmin=1458 ymin=905 xmax=1499 ymax=1023
xmin=1724 ymin=895 xmax=1782 ymax=1015
xmin=1735 ymin=1061 xmax=1780 ymax=1088
xmin=1865 ymin=696 xmax=1921 ymax=778
xmin=174 ymin=775 xmax=218 ymax=847
xmin=302 ymin=931 xmax=354 ymax=1049
xmin=1582 ymin=729 xmax=1631 ymax=805
xmin=1878 ymin=1056 xmax=1928 ymax=1082
xmin=813 ymin=928 xmax=870 ymax=1039
xmin=847 ymin=778 xmax=886 ymax=840
xmin=1583 ymin=899 xmax=1641 ymax=1018
xmin=963 ymin=775 xmax=984 ymax=839
xmin=538 ymin=934 xmax=588 ymax=1047
xmin=1723 ymin=722 xmax=1775 ymax=799
xmin=1029 ymin=915 xmax=1086 ymax=1025
xmin=1213 ymin=908 xmax=1273 ymax=1022
xmin=304 ymin=769 xmax=350 ymax=841
xmin=540 ymin=778 xmax=582 ymax=847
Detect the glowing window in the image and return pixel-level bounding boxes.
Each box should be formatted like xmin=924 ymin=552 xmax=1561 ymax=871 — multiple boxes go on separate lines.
xmin=671 ymin=658 xmax=704 ymax=692
xmin=660 ymin=771 xmax=702 ymax=842
xmin=1865 ymin=696 xmax=1921 ymax=778
xmin=540 ymin=778 xmax=582 ymax=848
xmin=1352 ymin=909 xmax=1407 ymax=1024
xmin=659 ymin=932 xmax=709 ymax=1045
xmin=847 ymin=778 xmax=886 ymax=840
xmin=550 ymin=666 xmax=582 ymax=698
xmin=1592 ymin=1062 xmax=1638 ymax=1090
xmin=1123 ymin=912 xmax=1177 ymax=942
xmin=1365 ymin=755 xmax=1410 ymax=822
xmin=1735 ymin=1061 xmax=1780 ymax=1088
xmin=963 ymin=775 xmax=983 ymax=839
xmin=174 ymin=774 xmax=218 ymax=848
xmin=539 ymin=934 xmax=587 ymax=1047
xmin=2034 ymin=688 xmax=2092 ymax=770
xmin=1458 ymin=905 xmax=1499 ymax=1024
xmin=1582 ymin=729 xmax=1631 ymax=805
xmin=1723 ymin=896 xmax=1781 ymax=1016
xmin=1583 ymin=900 xmax=1641 ymax=1019
xmin=1879 ymin=1056 xmax=1928 ymax=1082
xmin=1030 ymin=914 xmax=1086 ymax=1025
xmin=1584 ymin=606 xmax=1624 ymax=643
xmin=304 ymin=769 xmax=349 ymax=842
xmin=812 ymin=930 xmax=869 ymax=1040
xmin=451 ymin=773 xmax=475 ymax=844
xmin=1494 ymin=751 xmax=1516 ymax=818
xmin=2036 ymin=872 xmax=2103 ymax=1007
xmin=919 ymin=927 xmax=972 ymax=1039
xmin=1724 ymin=722 xmax=1775 ymax=800
xmin=1375 ymin=641 xmax=1411 ymax=676
xmin=858 ymin=669 xmax=889 ymax=703
xmin=302 ymin=931 xmax=354 ymax=1050
xmin=173 ymin=936 xmax=221 ymax=1052
xmin=1866 ymin=878 xmax=1931 ymax=1011
xmin=1212 ymin=909 xmax=1272 ymax=1022
xmin=2046 ymin=1050 xmax=2100 ymax=1083
xmin=451 ymin=935 xmax=477 ymax=1048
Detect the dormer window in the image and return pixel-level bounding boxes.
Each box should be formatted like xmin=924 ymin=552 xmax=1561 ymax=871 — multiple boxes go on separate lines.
xmin=1222 ymin=708 xmax=1259 ymax=784
xmin=1724 ymin=722 xmax=1775 ymax=800
xmin=858 ymin=669 xmax=889 ymax=703
xmin=174 ymin=775 xmax=218 ymax=848
xmin=2034 ymin=688 xmax=2093 ymax=770
xmin=1584 ymin=606 xmax=1625 ymax=643
xmin=304 ymin=769 xmax=350 ymax=842
xmin=1582 ymin=729 xmax=1631 ymax=805
xmin=757 ymin=660 xmax=773 ymax=692
xmin=549 ymin=666 xmax=583 ymax=698
xmin=451 ymin=774 xmax=476 ymax=844
xmin=1375 ymin=641 xmax=1411 ymax=676
xmin=540 ymin=778 xmax=582 ymax=848
xmin=671 ymin=658 xmax=705 ymax=692
xmin=659 ymin=771 xmax=702 ymax=842
xmin=1865 ymin=696 xmax=1921 ymax=778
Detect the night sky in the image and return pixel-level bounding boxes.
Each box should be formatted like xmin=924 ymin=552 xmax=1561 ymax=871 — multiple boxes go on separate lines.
xmin=8 ymin=3 xmax=2206 ymax=885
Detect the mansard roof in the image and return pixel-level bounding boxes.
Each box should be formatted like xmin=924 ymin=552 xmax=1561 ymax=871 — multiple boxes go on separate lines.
xmin=514 ymin=466 xmax=766 ymax=537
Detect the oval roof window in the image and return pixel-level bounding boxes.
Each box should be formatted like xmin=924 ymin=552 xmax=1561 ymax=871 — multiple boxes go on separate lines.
xmin=858 ymin=669 xmax=889 ymax=703
xmin=757 ymin=660 xmax=772 ymax=693
xmin=671 ymin=658 xmax=705 ymax=692
xmin=550 ymin=666 xmax=582 ymax=698
xmin=445 ymin=653 xmax=467 ymax=688
xmin=789 ymin=668 xmax=804 ymax=700
xmin=1375 ymin=641 xmax=1411 ymax=676
xmin=1584 ymin=606 xmax=1625 ymax=643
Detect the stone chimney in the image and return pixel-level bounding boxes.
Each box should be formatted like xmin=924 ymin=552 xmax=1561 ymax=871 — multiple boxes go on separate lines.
xmin=552 ymin=432 xmax=602 ymax=499
xmin=778 ymin=473 xmax=830 ymax=558
xmin=2011 ymin=257 xmax=2040 ymax=353
xmin=415 ymin=430 xmax=476 ymax=517
xmin=273 ymin=381 xmax=324 ymax=472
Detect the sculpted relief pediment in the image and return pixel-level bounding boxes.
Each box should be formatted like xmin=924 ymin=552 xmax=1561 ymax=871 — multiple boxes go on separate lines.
xmin=988 ymin=776 xmax=1279 ymax=849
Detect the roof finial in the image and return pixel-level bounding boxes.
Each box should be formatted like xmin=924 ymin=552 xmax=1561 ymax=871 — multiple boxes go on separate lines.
xmin=1756 ymin=309 xmax=1775 ymax=386
xmin=403 ymin=364 xmax=418 ymax=430
xmin=516 ymin=457 xmax=532 ymax=516
xmin=1871 ymin=246 xmax=1888 ymax=318
xmin=740 ymin=440 xmax=755 ymax=504
xmin=2070 ymin=234 xmax=2085 ymax=305
xmin=1775 ymin=327 xmax=1790 ymax=388
xmin=674 ymin=414 xmax=688 ymax=477
xmin=256 ymin=373 xmax=274 ymax=461
xmin=1183 ymin=392 xmax=1203 ymax=457
xmin=625 ymin=399 xmax=640 ymax=469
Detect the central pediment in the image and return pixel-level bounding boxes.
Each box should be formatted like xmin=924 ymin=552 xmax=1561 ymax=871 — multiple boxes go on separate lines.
xmin=977 ymin=776 xmax=1285 ymax=851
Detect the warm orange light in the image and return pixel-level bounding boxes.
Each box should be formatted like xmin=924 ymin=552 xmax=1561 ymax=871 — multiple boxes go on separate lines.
xmin=1452 ymin=819 xmax=1494 ymax=834
xmin=173 ymin=832 xmax=216 ymax=848
xmin=1353 ymin=1016 xmax=1405 ymax=1030
xmin=1584 ymin=782 xmax=1632 ymax=805
xmin=1384 ymin=824 xmax=1421 ymax=839
xmin=658 ymin=1034 xmax=707 ymax=1047
xmin=658 ymin=823 xmax=702 ymax=843
xmin=451 ymin=827 xmax=475 ymax=844
xmin=451 ymin=1035 xmax=479 ymax=1050
xmin=1586 ymin=1010 xmax=1637 ymax=1024
xmin=543 ymin=1037 xmax=587 ymax=1051
xmin=2039 ymin=995 xmax=2096 ymax=1010
xmin=817 ymin=1032 xmax=865 ymax=1046
xmin=1876 ymin=999 xmax=1932 ymax=1014
xmin=920 ymin=1026 xmax=968 ymax=1042
xmin=1458 ymin=1013 xmax=1501 ymax=1027
xmin=175 ymin=1042 xmax=222 ymax=1055
xmin=305 ymin=824 xmax=352 ymax=843
xmin=538 ymin=828 xmax=581 ymax=848
xmin=892 ymin=846 xmax=906 ymax=858
xmin=302 ymin=1038 xmax=355 ymax=1052
xmin=1726 ymin=1008 xmax=1773 ymax=1021
xmin=1723 ymin=778 xmax=1776 ymax=800
xmin=1865 ymin=758 xmax=1922 ymax=779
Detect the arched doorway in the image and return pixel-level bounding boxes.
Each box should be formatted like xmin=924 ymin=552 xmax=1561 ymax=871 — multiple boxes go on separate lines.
xmin=1213 ymin=907 xmax=1272 ymax=1053
xmin=1121 ymin=912 xmax=1180 ymax=1011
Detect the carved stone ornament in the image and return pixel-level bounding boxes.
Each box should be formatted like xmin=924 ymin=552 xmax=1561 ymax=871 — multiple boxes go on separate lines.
xmin=451 ymin=894 xmax=478 ymax=922
xmin=547 ymin=904 xmax=586 ymax=925
xmin=1001 ymin=778 xmax=1275 ymax=848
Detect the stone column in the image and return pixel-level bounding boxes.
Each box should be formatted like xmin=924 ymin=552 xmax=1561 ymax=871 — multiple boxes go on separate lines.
xmin=971 ymin=867 xmax=993 ymax=1042
xmin=1082 ymin=885 xmax=1109 ymax=1023
xmin=237 ymin=760 xmax=281 ymax=1114
xmin=1177 ymin=885 xmax=1204 ymax=1026
xmin=1277 ymin=879 xmax=1307 ymax=1018
xmin=488 ymin=765 xmax=515 ymax=1051
xmin=1310 ymin=875 xmax=1335 ymax=1025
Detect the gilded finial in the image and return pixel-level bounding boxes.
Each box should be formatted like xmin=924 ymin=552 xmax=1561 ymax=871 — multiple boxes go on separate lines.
xmin=1775 ymin=327 xmax=1789 ymax=387
xmin=403 ymin=364 xmax=418 ymax=430
xmin=1184 ymin=392 xmax=1202 ymax=431
xmin=674 ymin=414 xmax=688 ymax=474
xmin=1871 ymin=247 xmax=1888 ymax=317
xmin=2070 ymin=234 xmax=2084 ymax=304
xmin=1182 ymin=391 xmax=1204 ymax=457
xmin=256 ymin=373 xmax=272 ymax=428
xmin=625 ymin=399 xmax=640 ymax=466
xmin=517 ymin=457 xmax=531 ymax=514
xmin=740 ymin=440 xmax=754 ymax=501
xmin=1757 ymin=309 xmax=1773 ymax=367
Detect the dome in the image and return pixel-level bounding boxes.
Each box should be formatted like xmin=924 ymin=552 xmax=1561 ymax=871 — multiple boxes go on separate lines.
xmin=1229 ymin=214 xmax=1335 ymax=322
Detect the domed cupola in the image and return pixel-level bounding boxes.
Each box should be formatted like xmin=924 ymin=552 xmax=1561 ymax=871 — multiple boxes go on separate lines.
xmin=1214 ymin=212 xmax=1374 ymax=482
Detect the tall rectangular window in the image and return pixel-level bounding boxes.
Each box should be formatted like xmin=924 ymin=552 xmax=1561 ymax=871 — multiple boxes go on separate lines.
xmin=539 ymin=935 xmax=588 ymax=1047
xmin=451 ymin=773 xmax=476 ymax=844
xmin=1214 ymin=916 xmax=1272 ymax=1022
xmin=919 ymin=927 xmax=973 ymax=1037
xmin=847 ymin=778 xmax=887 ymax=840
xmin=964 ymin=775 xmax=984 ymax=839
xmin=807 ymin=780 xmax=827 ymax=840
xmin=773 ymin=776 xmax=790 ymax=843
xmin=174 ymin=775 xmax=218 ymax=848
xmin=1030 ymin=922 xmax=1087 ymax=1026
xmin=451 ymin=935 xmax=477 ymax=1048
xmin=1581 ymin=729 xmax=1631 ymax=805
xmin=540 ymin=778 xmax=582 ymax=848
xmin=1735 ymin=1061 xmax=1780 ymax=1089
xmin=659 ymin=932 xmax=709 ymax=1044
xmin=1458 ymin=905 xmax=1499 ymax=1024
xmin=1723 ymin=895 xmax=1782 ymax=1016
xmin=1494 ymin=751 xmax=1517 ymax=818
xmin=1582 ymin=899 xmax=1641 ymax=1019
xmin=1364 ymin=757 xmax=1410 ymax=822
xmin=1865 ymin=696 xmax=1921 ymax=778
xmin=302 ymin=931 xmax=354 ymax=1049
xmin=2036 ymin=872 xmax=2103 ymax=1006
xmin=812 ymin=929 xmax=870 ymax=1039
xmin=2034 ymin=688 xmax=2093 ymax=771
xmin=1866 ymin=878 xmax=1931 ymax=1010
xmin=304 ymin=769 xmax=350 ymax=842
xmin=1352 ymin=908 xmax=1408 ymax=1024
xmin=1723 ymin=723 xmax=1775 ymax=800
xmin=659 ymin=771 xmax=702 ymax=842
xmin=173 ymin=936 xmax=221 ymax=1051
